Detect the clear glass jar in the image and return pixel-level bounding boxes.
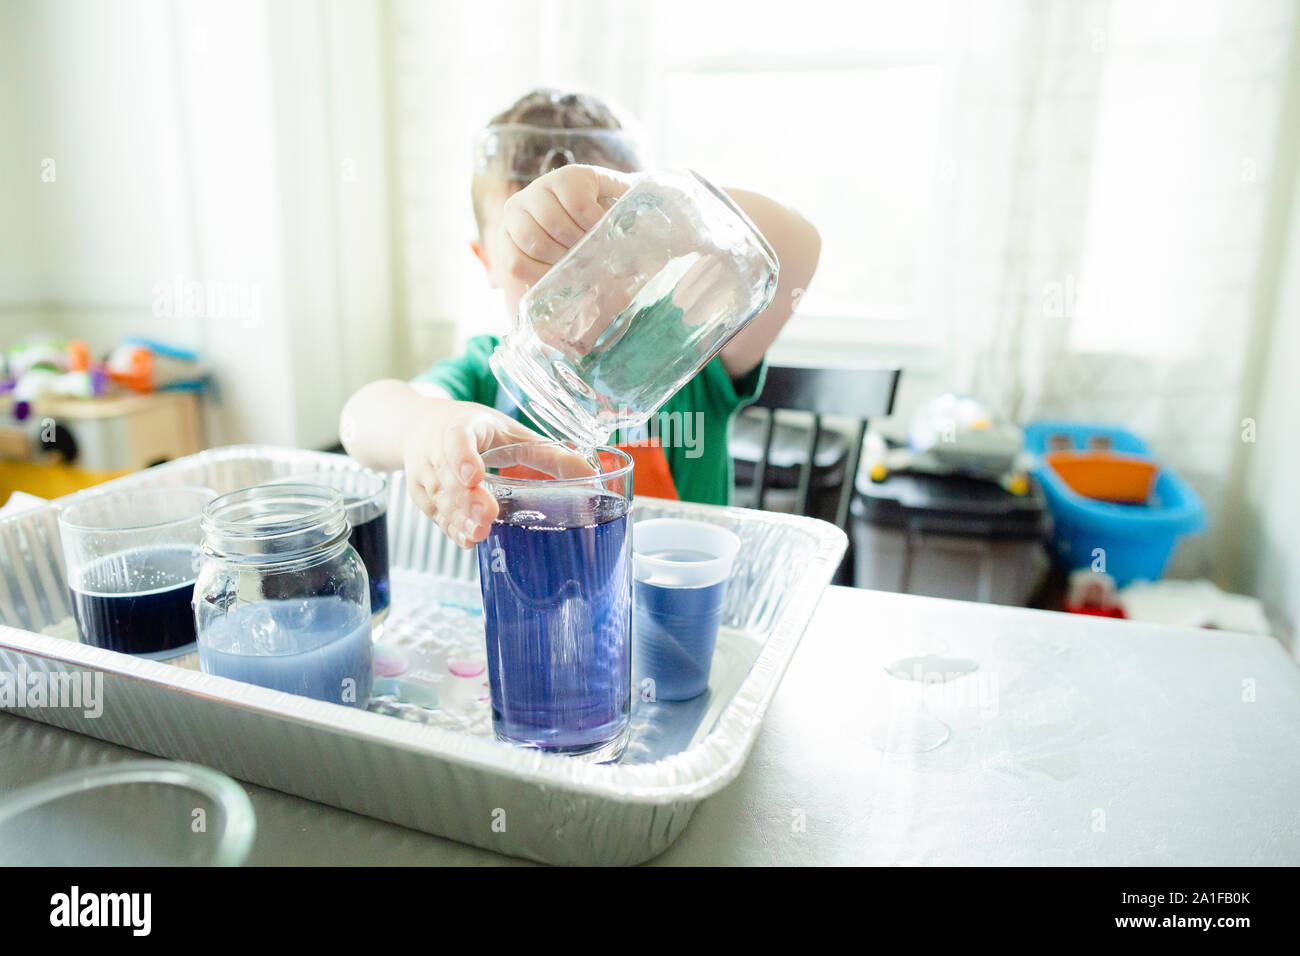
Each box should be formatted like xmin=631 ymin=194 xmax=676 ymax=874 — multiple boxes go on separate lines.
xmin=193 ymin=484 xmax=373 ymax=708
xmin=265 ymin=469 xmax=391 ymax=631
xmin=490 ymin=168 xmax=779 ymax=449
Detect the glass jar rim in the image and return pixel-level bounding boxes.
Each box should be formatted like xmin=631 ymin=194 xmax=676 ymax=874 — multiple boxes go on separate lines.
xmin=57 ymin=485 xmax=217 ymax=534
xmin=480 ymin=441 xmax=633 ymax=487
xmin=261 ymin=469 xmax=388 ymax=512
xmin=201 ymin=483 xmax=349 ymax=558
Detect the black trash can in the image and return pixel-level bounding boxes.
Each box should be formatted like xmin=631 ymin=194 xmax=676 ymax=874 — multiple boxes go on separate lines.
xmin=851 ymin=469 xmax=1051 ymax=605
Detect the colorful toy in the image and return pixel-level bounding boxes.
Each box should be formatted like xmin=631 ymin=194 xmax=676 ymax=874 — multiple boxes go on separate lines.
xmin=2 ymin=336 xmax=203 ymax=409
xmin=1064 ymin=568 xmax=1126 ymax=618
xmin=867 ymin=394 xmax=1033 ymax=495
xmin=1043 ymin=449 xmax=1159 ymax=504
xmin=106 ymin=338 xmax=204 ymax=393
xmin=1024 ymin=421 xmax=1206 ymax=587
xmin=2 ymin=337 xmax=109 ymax=415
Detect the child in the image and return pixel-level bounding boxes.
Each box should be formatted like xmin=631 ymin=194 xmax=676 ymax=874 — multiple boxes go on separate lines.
xmin=340 ymin=89 xmax=820 ymax=548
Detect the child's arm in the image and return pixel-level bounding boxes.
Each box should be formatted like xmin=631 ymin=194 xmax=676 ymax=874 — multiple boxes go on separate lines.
xmin=714 ymin=188 xmax=821 ymax=378
xmin=498 ymin=166 xmax=819 ymax=379
xmin=339 ymin=380 xmax=541 ymax=547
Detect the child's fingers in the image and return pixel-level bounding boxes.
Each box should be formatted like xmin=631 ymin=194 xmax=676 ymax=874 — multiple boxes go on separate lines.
xmin=408 ymin=479 xmax=436 ymax=519
xmin=459 ymin=485 xmax=499 ymax=546
xmin=436 ymin=482 xmax=487 ymax=548
xmin=509 ymin=442 xmax=599 ymax=479
xmin=503 ymin=200 xmax=571 ymax=264
xmin=490 ymin=413 xmax=548 ymax=448
xmin=440 ymin=410 xmax=537 ymax=493
xmin=548 ymin=168 xmax=619 ymax=231
xmin=517 ymin=189 xmax=586 ymax=250
xmin=442 ymin=424 xmax=487 ymax=491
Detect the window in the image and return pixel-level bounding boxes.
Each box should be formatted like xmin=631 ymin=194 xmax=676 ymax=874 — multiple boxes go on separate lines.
xmin=648 ymin=0 xmax=951 ymax=343
xmin=1070 ymin=0 xmax=1277 ymax=363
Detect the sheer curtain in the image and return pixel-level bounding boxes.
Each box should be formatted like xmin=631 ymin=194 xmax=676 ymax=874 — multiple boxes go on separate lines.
xmin=388 ymin=0 xmax=1299 ymax=575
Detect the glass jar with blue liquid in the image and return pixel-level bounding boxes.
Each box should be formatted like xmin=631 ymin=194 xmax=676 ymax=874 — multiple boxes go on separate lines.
xmin=265 ymin=469 xmax=391 ymax=631
xmin=193 ymin=484 xmax=373 ymax=708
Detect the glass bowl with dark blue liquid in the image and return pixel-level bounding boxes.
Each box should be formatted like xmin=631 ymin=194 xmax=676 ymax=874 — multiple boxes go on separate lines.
xmin=57 ymin=485 xmax=217 ymax=659
xmin=267 ymin=469 xmax=390 ymax=633
xmin=476 ymin=441 xmax=634 ymax=763
xmin=193 ymin=484 xmax=373 ymax=708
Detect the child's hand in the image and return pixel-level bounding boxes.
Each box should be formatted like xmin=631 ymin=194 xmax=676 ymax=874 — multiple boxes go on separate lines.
xmin=500 ymin=164 xmax=633 ymax=287
xmin=401 ymin=401 xmax=541 ymax=548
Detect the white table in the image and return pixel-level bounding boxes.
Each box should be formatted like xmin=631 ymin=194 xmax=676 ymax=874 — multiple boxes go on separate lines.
xmin=3 ymin=586 xmax=1298 ymax=865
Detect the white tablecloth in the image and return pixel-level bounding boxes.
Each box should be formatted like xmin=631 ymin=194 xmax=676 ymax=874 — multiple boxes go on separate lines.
xmin=654 ymin=586 xmax=1300 ymax=865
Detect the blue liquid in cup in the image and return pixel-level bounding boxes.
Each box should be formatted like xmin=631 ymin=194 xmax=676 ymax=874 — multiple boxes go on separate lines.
xmin=198 ymin=596 xmax=374 ymax=707
xmin=347 ymin=505 xmax=390 ymax=619
xmin=633 ymin=548 xmax=728 ymax=701
xmin=476 ymin=488 xmax=631 ymax=753
xmin=70 ymin=547 xmax=198 ymax=656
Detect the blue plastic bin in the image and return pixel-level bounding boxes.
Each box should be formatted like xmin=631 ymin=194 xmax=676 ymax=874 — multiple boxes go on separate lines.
xmin=1023 ymin=421 xmax=1206 ymax=587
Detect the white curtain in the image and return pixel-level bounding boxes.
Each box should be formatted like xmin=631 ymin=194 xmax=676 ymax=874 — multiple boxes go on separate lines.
xmin=931 ymin=0 xmax=1297 ymax=574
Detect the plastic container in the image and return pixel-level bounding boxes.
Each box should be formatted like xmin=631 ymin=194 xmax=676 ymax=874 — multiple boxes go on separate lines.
xmin=0 ymin=445 xmax=846 ymax=865
xmin=57 ymin=485 xmax=216 ymax=659
xmin=851 ymin=470 xmax=1050 ymax=605
xmin=1043 ymin=450 xmax=1158 ymax=504
xmin=1023 ymin=421 xmax=1206 ymax=587
xmin=0 ymin=759 xmax=255 ymax=866
xmin=490 ymin=168 xmax=779 ymax=449
xmin=633 ymin=518 xmax=741 ymax=701
xmin=193 ymin=484 xmax=373 ymax=707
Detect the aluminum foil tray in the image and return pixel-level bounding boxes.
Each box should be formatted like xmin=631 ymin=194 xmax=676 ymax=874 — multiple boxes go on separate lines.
xmin=0 ymin=445 xmax=846 ymax=864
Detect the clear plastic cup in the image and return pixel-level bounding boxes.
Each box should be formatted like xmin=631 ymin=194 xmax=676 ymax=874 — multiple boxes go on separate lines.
xmin=632 ymin=518 xmax=740 ymax=702
xmin=0 ymin=760 xmax=256 ymax=866
xmin=57 ymin=486 xmax=218 ymax=659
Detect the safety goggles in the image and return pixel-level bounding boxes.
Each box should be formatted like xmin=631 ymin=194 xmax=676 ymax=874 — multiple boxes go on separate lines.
xmin=473 ymin=123 xmax=645 ymax=182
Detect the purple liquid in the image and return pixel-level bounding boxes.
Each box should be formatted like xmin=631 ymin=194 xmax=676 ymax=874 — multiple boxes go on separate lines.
xmin=70 ymin=547 xmax=197 ymax=655
xmin=347 ymin=505 xmax=390 ymax=618
xmin=476 ymin=488 xmax=631 ymax=753
xmin=198 ymin=596 xmax=373 ymax=707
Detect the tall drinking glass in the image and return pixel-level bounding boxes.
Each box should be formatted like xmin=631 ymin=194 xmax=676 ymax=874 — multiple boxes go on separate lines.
xmin=475 ymin=441 xmax=634 ymax=762
xmin=58 ymin=486 xmax=217 ymax=658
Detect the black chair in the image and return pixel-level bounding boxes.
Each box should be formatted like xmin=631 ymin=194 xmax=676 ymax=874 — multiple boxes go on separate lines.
xmin=740 ymin=363 xmax=901 ymax=531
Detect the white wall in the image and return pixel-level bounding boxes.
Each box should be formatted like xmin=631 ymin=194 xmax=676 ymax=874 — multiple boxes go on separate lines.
xmin=1227 ymin=174 xmax=1300 ymax=650
xmin=0 ymin=0 xmax=395 ymax=450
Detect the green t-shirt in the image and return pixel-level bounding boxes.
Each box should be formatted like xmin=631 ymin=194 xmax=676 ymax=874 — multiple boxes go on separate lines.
xmin=412 ymin=334 xmax=766 ymax=506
